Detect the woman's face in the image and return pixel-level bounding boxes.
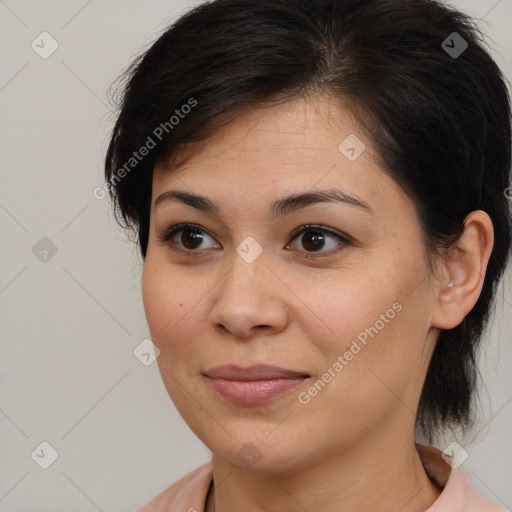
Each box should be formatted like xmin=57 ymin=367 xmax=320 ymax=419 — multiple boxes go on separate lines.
xmin=142 ymin=95 xmax=441 ymax=472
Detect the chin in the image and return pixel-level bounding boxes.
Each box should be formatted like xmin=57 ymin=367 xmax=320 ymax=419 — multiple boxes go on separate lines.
xmin=207 ymin=432 xmax=317 ymax=475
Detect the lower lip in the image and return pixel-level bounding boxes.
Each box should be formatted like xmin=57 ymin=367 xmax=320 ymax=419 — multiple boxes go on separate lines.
xmin=207 ymin=376 xmax=309 ymax=404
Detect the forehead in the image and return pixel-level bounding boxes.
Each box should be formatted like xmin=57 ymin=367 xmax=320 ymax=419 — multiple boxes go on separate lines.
xmin=151 ymin=95 xmax=413 ymax=220
xmin=157 ymin=95 xmax=367 ymax=166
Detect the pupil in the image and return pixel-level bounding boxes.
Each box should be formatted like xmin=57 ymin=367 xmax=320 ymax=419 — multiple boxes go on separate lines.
xmin=303 ymin=230 xmax=325 ymax=251
xmin=182 ymin=229 xmax=203 ymax=249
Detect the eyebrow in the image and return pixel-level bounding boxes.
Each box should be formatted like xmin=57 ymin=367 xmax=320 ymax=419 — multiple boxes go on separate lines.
xmin=154 ymin=188 xmax=372 ymax=217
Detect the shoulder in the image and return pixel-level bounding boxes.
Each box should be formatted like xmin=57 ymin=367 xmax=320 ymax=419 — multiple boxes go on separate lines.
xmin=136 ymin=462 xmax=213 ymax=512
xmin=417 ymin=444 xmax=507 ymax=512
xmin=432 ymin=466 xmax=507 ymax=512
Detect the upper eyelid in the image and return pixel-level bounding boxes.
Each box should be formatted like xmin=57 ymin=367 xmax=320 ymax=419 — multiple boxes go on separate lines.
xmin=288 ymin=224 xmax=351 ymax=243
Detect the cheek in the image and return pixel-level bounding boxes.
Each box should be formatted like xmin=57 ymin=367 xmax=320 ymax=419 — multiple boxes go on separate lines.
xmin=142 ymin=261 xmax=193 ymax=351
xmin=141 ymin=259 xmax=220 ymax=374
xmin=141 ymin=262 xmax=210 ymax=415
xmin=290 ymin=265 xmax=425 ymax=405
xmin=289 ymin=268 xmax=402 ymax=356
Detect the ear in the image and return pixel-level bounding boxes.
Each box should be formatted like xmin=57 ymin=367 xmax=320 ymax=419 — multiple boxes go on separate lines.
xmin=431 ymin=210 xmax=494 ymax=330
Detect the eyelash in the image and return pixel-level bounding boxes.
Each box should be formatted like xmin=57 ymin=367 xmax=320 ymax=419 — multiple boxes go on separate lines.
xmin=157 ymin=223 xmax=352 ymax=259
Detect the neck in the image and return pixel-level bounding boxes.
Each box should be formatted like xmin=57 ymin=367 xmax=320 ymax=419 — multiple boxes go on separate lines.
xmin=206 ymin=422 xmax=441 ymax=512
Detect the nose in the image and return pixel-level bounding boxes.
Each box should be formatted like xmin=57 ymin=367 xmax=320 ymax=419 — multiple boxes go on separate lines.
xmin=209 ymin=249 xmax=288 ymax=339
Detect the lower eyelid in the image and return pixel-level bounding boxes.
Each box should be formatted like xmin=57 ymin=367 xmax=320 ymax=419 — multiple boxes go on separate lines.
xmin=287 ymin=240 xmax=348 ymax=259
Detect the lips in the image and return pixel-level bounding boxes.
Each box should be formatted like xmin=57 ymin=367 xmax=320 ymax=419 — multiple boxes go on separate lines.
xmin=203 ymin=364 xmax=311 ymax=404
xmin=204 ymin=364 xmax=310 ymax=380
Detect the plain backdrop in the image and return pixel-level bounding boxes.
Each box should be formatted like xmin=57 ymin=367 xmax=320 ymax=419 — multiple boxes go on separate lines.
xmin=0 ymin=1 xmax=511 ymax=510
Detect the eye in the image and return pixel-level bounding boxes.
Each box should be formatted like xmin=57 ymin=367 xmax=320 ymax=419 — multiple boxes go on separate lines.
xmin=286 ymin=224 xmax=351 ymax=258
xmin=158 ymin=222 xmax=351 ymax=259
xmin=157 ymin=223 xmax=220 ymax=255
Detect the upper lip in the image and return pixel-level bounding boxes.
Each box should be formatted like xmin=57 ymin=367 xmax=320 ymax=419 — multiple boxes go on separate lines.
xmin=204 ymin=364 xmax=310 ymax=381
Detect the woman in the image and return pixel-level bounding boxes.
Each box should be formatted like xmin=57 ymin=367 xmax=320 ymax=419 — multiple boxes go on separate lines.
xmin=105 ymin=0 xmax=511 ymax=510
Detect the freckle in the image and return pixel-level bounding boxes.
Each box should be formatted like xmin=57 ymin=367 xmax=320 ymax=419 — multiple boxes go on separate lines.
xmin=179 ymin=303 xmax=183 ymax=307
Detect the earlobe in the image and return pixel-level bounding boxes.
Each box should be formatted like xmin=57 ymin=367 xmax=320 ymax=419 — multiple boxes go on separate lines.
xmin=431 ymin=210 xmax=494 ymax=330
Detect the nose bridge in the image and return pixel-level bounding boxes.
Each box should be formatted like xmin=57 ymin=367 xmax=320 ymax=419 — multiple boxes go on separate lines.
xmin=210 ymin=240 xmax=287 ymax=336
xmin=221 ymin=239 xmax=265 ymax=299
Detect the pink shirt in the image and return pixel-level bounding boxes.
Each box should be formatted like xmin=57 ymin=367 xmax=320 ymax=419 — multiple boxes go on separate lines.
xmin=136 ymin=445 xmax=507 ymax=511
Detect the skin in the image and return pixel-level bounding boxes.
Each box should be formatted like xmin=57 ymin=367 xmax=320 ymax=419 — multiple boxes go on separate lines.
xmin=141 ymin=94 xmax=494 ymax=512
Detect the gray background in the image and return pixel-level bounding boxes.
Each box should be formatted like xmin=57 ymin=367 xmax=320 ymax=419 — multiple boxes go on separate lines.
xmin=0 ymin=1 xmax=510 ymax=510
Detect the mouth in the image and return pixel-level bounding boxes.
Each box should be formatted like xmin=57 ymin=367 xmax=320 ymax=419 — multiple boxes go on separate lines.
xmin=203 ymin=364 xmax=311 ymax=405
